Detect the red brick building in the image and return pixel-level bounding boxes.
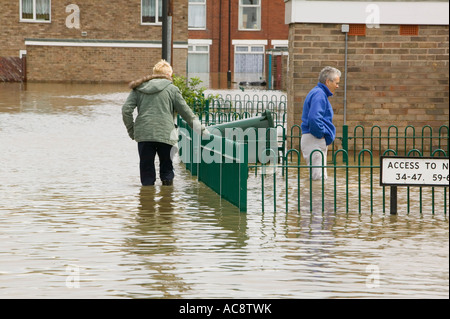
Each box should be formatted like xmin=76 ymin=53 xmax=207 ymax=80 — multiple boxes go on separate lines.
xmin=0 ymin=0 xmax=188 ymax=83
xmin=188 ymin=0 xmax=289 ymax=89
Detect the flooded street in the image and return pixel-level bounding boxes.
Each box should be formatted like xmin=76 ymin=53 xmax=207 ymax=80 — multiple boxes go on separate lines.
xmin=0 ymin=82 xmax=448 ymax=298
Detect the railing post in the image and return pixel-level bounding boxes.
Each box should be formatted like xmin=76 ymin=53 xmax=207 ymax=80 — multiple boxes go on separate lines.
xmin=390 ymin=186 xmax=398 ymax=215
xmin=239 ymin=142 xmax=248 ymax=212
xmin=342 ymin=124 xmax=349 ymax=164
xmin=205 ymin=99 xmax=210 ymax=124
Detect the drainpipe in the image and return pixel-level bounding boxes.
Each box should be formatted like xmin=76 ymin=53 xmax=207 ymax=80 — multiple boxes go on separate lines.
xmin=227 ymin=0 xmax=231 ymax=88
xmin=20 ymin=52 xmax=27 ymax=82
xmin=341 ymin=24 xmax=349 ymax=163
xmin=341 ymin=24 xmax=349 ymax=125
xmin=218 ymin=0 xmax=222 ymax=87
xmin=162 ymin=0 xmax=173 ymax=64
xmin=267 ymin=51 xmax=272 ymax=90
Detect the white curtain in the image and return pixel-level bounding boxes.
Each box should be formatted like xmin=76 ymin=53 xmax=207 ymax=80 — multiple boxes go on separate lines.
xmin=188 ymin=47 xmax=209 ymax=86
xmin=22 ymin=0 xmax=50 ymax=20
xmin=188 ymin=53 xmax=209 ymax=73
xmin=142 ymin=0 xmax=156 ymax=23
xmin=188 ymin=1 xmax=206 ymax=28
xmin=36 ymin=0 xmax=50 ymax=20
xmin=22 ymin=0 xmax=33 ymax=19
xmin=158 ymin=0 xmax=162 ymax=21
xmin=235 ymin=53 xmax=264 ymax=82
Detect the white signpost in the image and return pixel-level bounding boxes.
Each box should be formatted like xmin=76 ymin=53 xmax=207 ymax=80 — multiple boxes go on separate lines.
xmin=380 ymin=156 xmax=449 ymax=214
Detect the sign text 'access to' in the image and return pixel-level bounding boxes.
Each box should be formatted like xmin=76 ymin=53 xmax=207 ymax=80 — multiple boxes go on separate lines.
xmin=380 ymin=156 xmax=449 ymax=187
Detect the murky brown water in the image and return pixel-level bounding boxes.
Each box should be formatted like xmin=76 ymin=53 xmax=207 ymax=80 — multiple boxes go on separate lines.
xmin=0 ymin=82 xmax=448 ymax=298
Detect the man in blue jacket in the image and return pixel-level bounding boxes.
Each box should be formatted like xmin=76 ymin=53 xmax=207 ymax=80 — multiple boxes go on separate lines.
xmin=301 ymin=66 xmax=341 ymax=180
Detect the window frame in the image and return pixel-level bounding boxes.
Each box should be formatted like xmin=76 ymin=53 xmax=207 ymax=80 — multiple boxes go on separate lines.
xmin=234 ymin=43 xmax=266 ymax=81
xmin=234 ymin=45 xmax=265 ymax=55
xmin=188 ymin=41 xmax=211 ymax=73
xmin=238 ymin=0 xmax=261 ymax=31
xmin=189 ymin=44 xmax=210 ymax=55
xmin=141 ymin=0 xmax=163 ymax=25
xmin=187 ymin=40 xmax=211 ymax=86
xmin=188 ymin=0 xmax=207 ymax=30
xmin=20 ymin=0 xmax=51 ymax=23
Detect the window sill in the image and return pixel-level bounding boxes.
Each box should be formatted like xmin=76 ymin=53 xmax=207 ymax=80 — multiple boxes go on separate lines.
xmin=238 ymin=28 xmax=261 ymax=32
xmin=141 ymin=22 xmax=162 ymax=26
xmin=20 ymin=19 xmax=51 ymax=23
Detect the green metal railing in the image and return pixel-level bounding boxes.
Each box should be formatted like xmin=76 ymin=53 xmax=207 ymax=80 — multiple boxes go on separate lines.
xmin=205 ymin=92 xmax=287 ymax=114
xmin=251 ymin=122 xmax=449 ymax=214
xmin=250 ymin=148 xmax=448 ymax=215
xmin=192 ymin=96 xmax=287 ymax=127
xmin=350 ymin=124 xmax=450 ymax=159
xmin=183 ymin=96 xmax=449 ymax=214
xmin=287 ymin=124 xmax=450 ymax=159
xmin=177 ymin=117 xmax=248 ymax=212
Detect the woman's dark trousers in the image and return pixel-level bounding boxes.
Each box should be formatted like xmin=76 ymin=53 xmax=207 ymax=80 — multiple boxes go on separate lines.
xmin=138 ymin=142 xmax=174 ymax=186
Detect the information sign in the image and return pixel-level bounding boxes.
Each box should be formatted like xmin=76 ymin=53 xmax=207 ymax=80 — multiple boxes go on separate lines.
xmin=380 ymin=156 xmax=449 ymax=187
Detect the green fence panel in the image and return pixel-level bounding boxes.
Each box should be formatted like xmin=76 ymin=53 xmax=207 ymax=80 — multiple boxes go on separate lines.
xmin=178 ymin=117 xmax=248 ymax=212
xmin=198 ymin=136 xmax=222 ymax=195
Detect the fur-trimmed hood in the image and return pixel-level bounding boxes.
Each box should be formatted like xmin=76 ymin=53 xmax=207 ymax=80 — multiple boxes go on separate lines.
xmin=128 ymin=74 xmax=173 ymax=90
xmin=123 ymin=72 xmax=201 ymax=145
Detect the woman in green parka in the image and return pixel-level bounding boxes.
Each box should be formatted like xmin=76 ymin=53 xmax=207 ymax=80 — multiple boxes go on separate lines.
xmin=122 ymin=59 xmax=206 ymax=186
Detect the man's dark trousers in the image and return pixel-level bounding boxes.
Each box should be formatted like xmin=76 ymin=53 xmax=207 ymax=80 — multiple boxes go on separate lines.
xmin=138 ymin=142 xmax=174 ymax=186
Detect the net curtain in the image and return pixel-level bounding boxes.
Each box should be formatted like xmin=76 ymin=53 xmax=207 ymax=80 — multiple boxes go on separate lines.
xmin=142 ymin=0 xmax=163 ymax=22
xmin=22 ymin=0 xmax=50 ymax=19
xmin=188 ymin=0 xmax=206 ymax=29
xmin=235 ymin=53 xmax=264 ymax=82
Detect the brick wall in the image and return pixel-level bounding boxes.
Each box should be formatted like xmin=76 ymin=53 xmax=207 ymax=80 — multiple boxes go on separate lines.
xmin=287 ymin=23 xmax=449 ymax=151
xmin=26 ymin=46 xmax=187 ymax=83
xmin=1 ymin=0 xmax=188 ymax=82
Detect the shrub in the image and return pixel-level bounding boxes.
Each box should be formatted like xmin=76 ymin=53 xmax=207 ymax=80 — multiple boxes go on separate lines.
xmin=172 ymin=75 xmax=210 ymax=113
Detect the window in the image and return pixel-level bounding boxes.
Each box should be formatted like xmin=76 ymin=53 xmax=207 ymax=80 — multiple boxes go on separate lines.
xmin=234 ymin=44 xmax=265 ymax=83
xmin=142 ymin=0 xmax=163 ymax=24
xmin=188 ymin=41 xmax=210 ymax=85
xmin=271 ymin=40 xmax=288 ymax=50
xmin=189 ymin=0 xmax=206 ymax=29
xmin=239 ymin=0 xmax=261 ymax=31
xmin=20 ymin=0 xmax=50 ymax=22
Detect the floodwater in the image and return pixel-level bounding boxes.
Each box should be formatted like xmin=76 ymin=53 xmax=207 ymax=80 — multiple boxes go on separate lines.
xmin=0 ymin=82 xmax=448 ymax=299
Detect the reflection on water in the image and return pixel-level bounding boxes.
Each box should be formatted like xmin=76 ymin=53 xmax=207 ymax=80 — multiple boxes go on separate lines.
xmin=0 ymin=82 xmax=448 ymax=298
